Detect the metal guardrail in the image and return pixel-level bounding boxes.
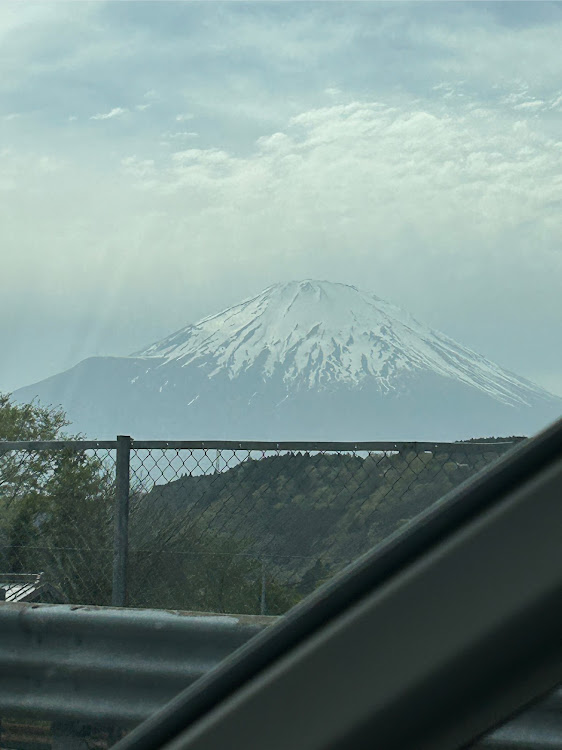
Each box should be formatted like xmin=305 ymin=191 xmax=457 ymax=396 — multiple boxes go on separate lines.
xmin=0 ymin=601 xmax=559 ymax=749
xmin=0 ymin=602 xmax=272 ymax=727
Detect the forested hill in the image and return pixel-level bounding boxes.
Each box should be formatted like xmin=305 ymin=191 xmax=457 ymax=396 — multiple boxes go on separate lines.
xmin=137 ymin=441 xmax=517 ymax=590
xmin=459 ymin=436 xmax=527 ymax=443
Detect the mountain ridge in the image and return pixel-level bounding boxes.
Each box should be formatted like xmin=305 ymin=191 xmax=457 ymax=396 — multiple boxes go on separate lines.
xmin=13 ymin=280 xmax=561 ymax=440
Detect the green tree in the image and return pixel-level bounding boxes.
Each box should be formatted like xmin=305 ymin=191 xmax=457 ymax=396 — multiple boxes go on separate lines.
xmin=0 ymin=394 xmax=114 ymax=604
xmin=0 ymin=394 xmax=68 ymax=511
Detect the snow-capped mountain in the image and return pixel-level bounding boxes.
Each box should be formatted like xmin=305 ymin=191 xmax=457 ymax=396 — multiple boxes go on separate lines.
xmin=13 ymin=281 xmax=561 ymax=440
xmin=135 ymin=281 xmax=544 ymax=407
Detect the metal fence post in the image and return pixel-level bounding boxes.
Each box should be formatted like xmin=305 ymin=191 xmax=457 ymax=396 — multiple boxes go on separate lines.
xmin=112 ymin=435 xmax=131 ymax=607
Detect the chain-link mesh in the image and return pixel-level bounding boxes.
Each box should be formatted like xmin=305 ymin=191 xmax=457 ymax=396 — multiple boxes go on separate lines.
xmin=0 ymin=444 xmax=116 ymax=606
xmin=1 ymin=438 xmax=524 ymax=613
xmin=127 ymin=440 xmax=522 ymax=614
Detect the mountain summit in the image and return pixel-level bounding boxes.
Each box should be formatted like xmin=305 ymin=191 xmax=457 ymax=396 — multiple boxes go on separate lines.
xmin=14 ymin=280 xmax=561 ymax=440
xmin=134 ymin=280 xmax=546 ymax=407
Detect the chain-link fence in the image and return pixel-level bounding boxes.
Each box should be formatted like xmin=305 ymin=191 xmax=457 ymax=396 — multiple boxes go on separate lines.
xmin=0 ymin=437 xmax=525 ymax=614
xmin=0 ymin=440 xmax=116 ymax=607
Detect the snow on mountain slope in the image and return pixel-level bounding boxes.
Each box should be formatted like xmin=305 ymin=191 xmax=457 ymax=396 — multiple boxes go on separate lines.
xmin=134 ymin=280 xmax=548 ymax=407
xmin=13 ymin=280 xmax=560 ymax=440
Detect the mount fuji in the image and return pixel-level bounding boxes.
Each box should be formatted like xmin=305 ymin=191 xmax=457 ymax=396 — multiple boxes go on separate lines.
xmin=13 ymin=281 xmax=561 ymax=440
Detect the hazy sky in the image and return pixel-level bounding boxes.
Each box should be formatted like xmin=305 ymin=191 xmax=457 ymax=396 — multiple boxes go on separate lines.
xmin=1 ymin=1 xmax=561 ymax=396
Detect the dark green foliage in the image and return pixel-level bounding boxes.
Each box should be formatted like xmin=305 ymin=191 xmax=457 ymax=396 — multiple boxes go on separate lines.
xmin=128 ymin=487 xmax=298 ymax=614
xmin=0 ymin=395 xmax=115 ymax=604
xmin=144 ymin=444 xmax=513 ymax=597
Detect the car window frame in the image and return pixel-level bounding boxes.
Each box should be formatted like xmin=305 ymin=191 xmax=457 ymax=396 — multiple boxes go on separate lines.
xmin=114 ymin=417 xmax=562 ymax=750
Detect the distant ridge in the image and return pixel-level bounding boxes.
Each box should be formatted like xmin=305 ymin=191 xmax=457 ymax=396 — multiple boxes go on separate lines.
xmin=14 ymin=280 xmax=561 ymax=440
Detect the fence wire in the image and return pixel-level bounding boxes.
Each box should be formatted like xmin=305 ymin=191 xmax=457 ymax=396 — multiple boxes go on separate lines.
xmin=0 ymin=444 xmax=116 ymax=606
xmin=0 ymin=438 xmax=524 ymax=614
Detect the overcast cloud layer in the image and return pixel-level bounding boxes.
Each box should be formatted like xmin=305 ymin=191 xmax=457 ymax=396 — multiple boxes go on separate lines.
xmin=1 ymin=2 xmax=561 ymax=397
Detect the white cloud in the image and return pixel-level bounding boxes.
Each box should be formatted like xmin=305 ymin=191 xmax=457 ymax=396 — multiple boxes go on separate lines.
xmin=121 ymin=155 xmax=156 ymax=181
xmin=135 ymin=103 xmax=151 ymax=112
xmin=90 ymin=107 xmax=128 ymax=121
xmin=3 ymin=96 xmax=561 ymax=318
xmin=176 ymin=113 xmax=194 ymax=122
xmin=115 ymin=98 xmax=562 ymax=295
xmin=256 ymin=132 xmax=292 ymax=152
xmin=513 ymin=100 xmax=545 ymax=110
xmin=162 ymin=131 xmax=199 ymax=141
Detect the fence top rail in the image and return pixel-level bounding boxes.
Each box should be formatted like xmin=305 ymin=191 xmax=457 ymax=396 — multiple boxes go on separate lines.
xmin=0 ymin=439 xmax=118 ymax=451
xmin=130 ymin=439 xmax=523 ymax=452
xmin=0 ymin=437 xmax=525 ymax=452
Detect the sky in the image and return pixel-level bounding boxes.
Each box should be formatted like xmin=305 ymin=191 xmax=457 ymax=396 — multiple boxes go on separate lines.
xmin=1 ymin=1 xmax=561 ymax=396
